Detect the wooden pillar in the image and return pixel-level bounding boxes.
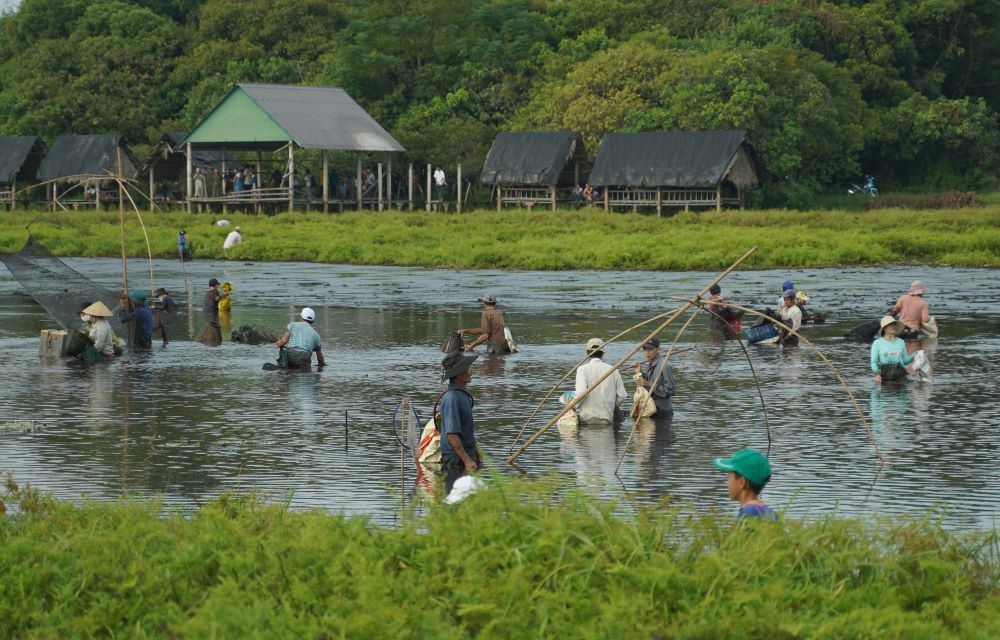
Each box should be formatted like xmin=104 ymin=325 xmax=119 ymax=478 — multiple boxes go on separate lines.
xmin=322 ymin=150 xmax=329 ymax=213
xmin=377 ymin=162 xmax=384 ymax=212
xmin=49 ymin=182 xmax=54 ymax=212
xmin=407 ymin=163 xmax=413 ymax=211
xmin=496 ymin=186 xmax=501 ymax=211
xmin=256 ymin=150 xmax=263 ymax=215
xmin=185 ymin=142 xmax=193 ymax=213
xmin=387 ymin=158 xmax=393 ymax=210
xmin=715 ymin=183 xmax=721 ymax=211
xmin=456 ymin=163 xmax=462 ymax=213
xmin=574 ymin=162 xmax=579 ymax=187
xmin=550 ymin=185 xmax=556 ymax=211
xmin=288 ymin=145 xmax=295 ymax=212
xmin=603 ymin=186 xmax=609 ymax=211
xmin=149 ymin=165 xmax=155 ymax=212
xmin=425 ymin=164 xmax=431 ymax=212
xmin=739 ymin=186 xmax=745 ymax=210
xmin=9 ymin=177 xmax=15 ymax=212
xmin=95 ymin=179 xmax=101 ymax=211
xmin=356 ymin=157 xmax=362 ymax=210
xmin=656 ymin=187 xmax=662 ymax=218
xmin=221 ymin=145 xmax=228 ymax=215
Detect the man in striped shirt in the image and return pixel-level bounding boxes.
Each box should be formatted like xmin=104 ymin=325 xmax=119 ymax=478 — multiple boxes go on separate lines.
xmin=275 ymin=307 xmax=326 ymax=369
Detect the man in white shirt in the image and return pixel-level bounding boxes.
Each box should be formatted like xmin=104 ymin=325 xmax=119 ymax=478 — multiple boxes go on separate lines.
xmin=433 ymin=166 xmax=446 ymax=202
xmin=223 ymin=226 xmax=242 ymax=250
xmin=778 ymin=289 xmax=802 ymax=346
xmin=574 ymin=338 xmax=627 ymax=423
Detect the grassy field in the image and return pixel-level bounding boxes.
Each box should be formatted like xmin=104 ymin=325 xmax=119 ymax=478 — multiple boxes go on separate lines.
xmin=1 ymin=207 xmax=998 ymax=270
xmin=1 ymin=474 xmax=998 ymax=638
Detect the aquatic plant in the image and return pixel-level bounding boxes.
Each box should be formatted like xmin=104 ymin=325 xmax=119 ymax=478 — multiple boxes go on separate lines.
xmin=1 ymin=207 xmax=998 ymax=270
xmin=1 ymin=473 xmax=998 ymax=638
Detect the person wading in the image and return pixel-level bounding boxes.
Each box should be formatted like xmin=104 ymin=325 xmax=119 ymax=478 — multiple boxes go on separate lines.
xmin=458 ymin=293 xmax=510 ymax=355
xmin=200 ymin=278 xmax=227 ymax=345
xmin=575 ymin=338 xmax=627 ymax=423
xmin=274 ymin=307 xmax=326 ymax=369
xmin=631 ymin=336 xmax=676 ymax=421
xmin=439 ymin=350 xmax=480 ymax=493
xmin=151 ymin=287 xmax=176 ymax=347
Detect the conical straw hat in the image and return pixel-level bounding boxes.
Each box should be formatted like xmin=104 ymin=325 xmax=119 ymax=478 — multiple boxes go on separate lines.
xmin=82 ymin=301 xmax=113 ymax=317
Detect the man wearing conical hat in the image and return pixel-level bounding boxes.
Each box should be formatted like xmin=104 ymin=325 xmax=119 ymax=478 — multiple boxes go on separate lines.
xmin=81 ymin=301 xmax=118 ymax=360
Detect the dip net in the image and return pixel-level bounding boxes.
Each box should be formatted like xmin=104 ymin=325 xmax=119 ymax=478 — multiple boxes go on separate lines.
xmin=0 ymin=236 xmax=125 ymax=333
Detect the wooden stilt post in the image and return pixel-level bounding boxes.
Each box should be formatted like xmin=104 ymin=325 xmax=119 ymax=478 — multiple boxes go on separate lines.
xmin=288 ymin=144 xmax=295 ymax=212
xmin=322 ymin=150 xmax=329 ymax=213
xmin=387 ymin=158 xmax=393 ymax=210
xmin=377 ymin=162 xmax=384 ymax=212
xmin=425 ymin=164 xmax=431 ymax=212
xmin=407 ymin=163 xmax=413 ymax=211
xmin=256 ymin=150 xmax=263 ymax=215
xmin=656 ymin=187 xmax=662 ymax=218
xmin=550 ymin=185 xmax=556 ymax=211
xmin=185 ymin=142 xmax=193 ymax=213
xmin=221 ymin=145 xmax=228 ymax=215
xmin=356 ymin=157 xmax=362 ymax=210
xmin=149 ymin=165 xmax=155 ymax=212
xmin=603 ymin=185 xmax=609 ymax=211
xmin=716 ymin=183 xmax=721 ymax=211
xmin=456 ymin=163 xmax=462 ymax=213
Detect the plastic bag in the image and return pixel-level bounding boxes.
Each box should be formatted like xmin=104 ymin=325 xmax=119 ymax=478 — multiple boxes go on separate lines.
xmin=630 ymin=373 xmax=656 ymax=418
xmin=83 ymin=343 xmax=102 ymax=364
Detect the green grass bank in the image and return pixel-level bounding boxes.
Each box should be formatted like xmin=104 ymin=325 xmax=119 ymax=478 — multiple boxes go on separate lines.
xmin=1 ymin=476 xmax=998 ymax=638
xmin=2 ymin=207 xmax=999 ymax=270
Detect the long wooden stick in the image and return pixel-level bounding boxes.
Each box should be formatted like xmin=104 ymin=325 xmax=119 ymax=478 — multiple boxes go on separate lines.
xmin=673 ymin=297 xmax=884 ymax=463
xmin=507 ymin=247 xmax=758 ymax=465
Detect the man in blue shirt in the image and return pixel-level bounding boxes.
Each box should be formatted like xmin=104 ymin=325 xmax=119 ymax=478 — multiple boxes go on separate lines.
xmin=275 ymin=307 xmax=325 ymax=369
xmin=439 ymin=350 xmax=480 ymax=493
xmin=177 ymin=230 xmax=192 ymax=261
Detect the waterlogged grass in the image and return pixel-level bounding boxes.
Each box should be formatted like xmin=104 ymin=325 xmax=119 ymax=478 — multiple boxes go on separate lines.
xmin=1 ymin=207 xmax=999 ymax=269
xmin=1 ymin=476 xmax=999 ymax=638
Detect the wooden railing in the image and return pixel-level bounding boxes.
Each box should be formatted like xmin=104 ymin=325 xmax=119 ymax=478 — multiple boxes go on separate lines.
xmin=605 ymin=187 xmax=740 ymax=213
xmin=496 ymin=186 xmax=556 ymax=210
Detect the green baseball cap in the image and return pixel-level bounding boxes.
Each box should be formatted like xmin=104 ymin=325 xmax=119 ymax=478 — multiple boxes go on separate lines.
xmin=713 ymin=448 xmax=772 ymax=486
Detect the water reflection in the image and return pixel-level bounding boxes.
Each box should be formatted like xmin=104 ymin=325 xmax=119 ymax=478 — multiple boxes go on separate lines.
xmin=0 ymin=260 xmax=998 ymax=530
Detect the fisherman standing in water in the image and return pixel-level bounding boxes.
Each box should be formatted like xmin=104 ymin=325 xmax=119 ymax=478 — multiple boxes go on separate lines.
xmin=631 ymin=336 xmax=676 ymax=421
xmin=274 ymin=307 xmax=326 ymax=369
xmin=458 ymin=293 xmax=510 ymax=354
xmin=439 ymin=350 xmax=480 ymax=493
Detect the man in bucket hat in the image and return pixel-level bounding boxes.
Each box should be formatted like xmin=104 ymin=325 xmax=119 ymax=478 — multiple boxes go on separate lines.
xmin=713 ymin=448 xmax=777 ymax=519
xmin=439 ymin=350 xmax=480 ymax=493
xmin=457 ymin=293 xmax=510 ymax=355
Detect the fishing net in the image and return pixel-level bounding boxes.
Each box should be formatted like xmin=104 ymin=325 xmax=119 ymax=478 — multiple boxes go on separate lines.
xmin=391 ymin=396 xmax=422 ymax=456
xmin=0 ymin=236 xmax=125 ymax=334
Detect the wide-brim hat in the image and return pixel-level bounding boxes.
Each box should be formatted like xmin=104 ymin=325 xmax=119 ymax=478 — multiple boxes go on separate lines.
xmin=795 ymin=290 xmax=809 ymax=303
xmin=441 ymin=351 xmax=478 ymax=382
xmin=82 ymin=301 xmax=113 ymax=317
xmin=480 ymin=293 xmax=497 ymax=305
xmin=909 ymin=280 xmax=928 ymax=295
xmin=879 ymin=315 xmax=902 ymax=335
xmin=713 ymin=448 xmax=772 ymax=486
xmin=586 ymin=337 xmax=605 ymax=353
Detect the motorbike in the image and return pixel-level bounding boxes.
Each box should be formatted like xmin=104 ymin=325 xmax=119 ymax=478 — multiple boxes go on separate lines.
xmin=848 ymin=175 xmax=878 ymax=196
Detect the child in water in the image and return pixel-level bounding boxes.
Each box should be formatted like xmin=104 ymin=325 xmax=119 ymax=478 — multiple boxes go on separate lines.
xmin=713 ymin=448 xmax=777 ymax=519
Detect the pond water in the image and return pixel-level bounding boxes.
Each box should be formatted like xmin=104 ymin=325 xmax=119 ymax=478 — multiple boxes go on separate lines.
xmin=1 ymin=258 xmax=998 ymax=530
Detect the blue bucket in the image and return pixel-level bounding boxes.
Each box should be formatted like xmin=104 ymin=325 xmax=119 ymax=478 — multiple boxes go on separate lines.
xmin=745 ymin=322 xmax=779 ymax=344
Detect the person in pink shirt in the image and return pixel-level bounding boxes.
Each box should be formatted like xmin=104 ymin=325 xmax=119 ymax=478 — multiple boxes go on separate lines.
xmin=890 ymin=280 xmax=933 ymax=338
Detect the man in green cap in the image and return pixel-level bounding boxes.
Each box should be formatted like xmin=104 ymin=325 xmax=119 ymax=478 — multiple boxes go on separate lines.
xmin=712 ymin=448 xmax=777 ymax=519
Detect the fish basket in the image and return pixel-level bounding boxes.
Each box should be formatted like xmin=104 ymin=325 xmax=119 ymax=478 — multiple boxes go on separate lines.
xmin=744 ymin=322 xmax=779 ymax=345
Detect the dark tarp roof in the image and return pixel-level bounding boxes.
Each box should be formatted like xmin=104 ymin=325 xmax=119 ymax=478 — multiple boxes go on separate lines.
xmin=0 ymin=136 xmax=47 ymax=184
xmin=37 ymin=135 xmax=140 ymax=181
xmin=480 ymin=132 xmax=583 ymax=186
xmin=140 ymin=132 xmax=235 ymax=178
xmin=186 ymin=84 xmax=405 ymax=152
xmin=589 ymin=130 xmax=752 ymax=187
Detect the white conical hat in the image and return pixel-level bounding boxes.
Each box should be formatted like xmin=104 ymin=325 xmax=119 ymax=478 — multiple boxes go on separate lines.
xmin=82 ymin=301 xmax=113 ymax=317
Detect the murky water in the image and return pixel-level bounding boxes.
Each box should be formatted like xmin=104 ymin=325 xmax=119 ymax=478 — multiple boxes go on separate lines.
xmin=1 ymin=258 xmax=998 ymax=529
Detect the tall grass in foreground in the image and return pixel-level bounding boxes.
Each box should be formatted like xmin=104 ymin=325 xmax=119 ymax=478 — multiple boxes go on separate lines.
xmin=1 ymin=208 xmax=999 ymax=270
xmin=1 ymin=474 xmax=999 ymax=638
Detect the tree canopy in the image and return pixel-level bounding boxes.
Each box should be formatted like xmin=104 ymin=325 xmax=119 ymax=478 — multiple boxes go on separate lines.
xmin=1 ymin=0 xmax=998 ymax=203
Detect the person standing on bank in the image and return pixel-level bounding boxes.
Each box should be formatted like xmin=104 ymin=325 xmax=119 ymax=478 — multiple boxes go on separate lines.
xmin=178 ymin=229 xmax=192 ymax=261
xmin=575 ymin=338 xmax=627 ymax=423
xmin=439 ymin=350 xmax=480 ymax=493
xmin=631 ymin=336 xmax=676 ymax=420
xmin=151 ymin=287 xmax=177 ymax=347
xmin=223 ymin=226 xmax=242 ymax=251
xmin=459 ymin=294 xmax=510 ymax=355
xmin=275 ymin=307 xmax=326 ymax=369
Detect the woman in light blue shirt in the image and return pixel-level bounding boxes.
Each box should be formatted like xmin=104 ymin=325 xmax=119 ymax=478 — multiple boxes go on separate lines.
xmin=871 ymin=316 xmax=914 ymax=384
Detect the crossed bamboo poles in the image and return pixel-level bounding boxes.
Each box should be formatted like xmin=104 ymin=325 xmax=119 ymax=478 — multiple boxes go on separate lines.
xmin=507 ymin=247 xmax=883 ymax=469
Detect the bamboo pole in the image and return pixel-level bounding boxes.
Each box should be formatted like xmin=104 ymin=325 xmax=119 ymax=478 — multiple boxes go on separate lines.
xmin=673 ymin=297 xmax=884 ymax=463
xmin=507 ymin=247 xmax=758 ymax=465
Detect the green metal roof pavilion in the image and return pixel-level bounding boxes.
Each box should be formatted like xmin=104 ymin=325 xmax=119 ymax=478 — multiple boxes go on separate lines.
xmin=182 ymin=83 xmax=405 ymax=212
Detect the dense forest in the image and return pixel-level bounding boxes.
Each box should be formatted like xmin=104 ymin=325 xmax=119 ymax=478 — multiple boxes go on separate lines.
xmin=1 ymin=0 xmax=998 ymax=205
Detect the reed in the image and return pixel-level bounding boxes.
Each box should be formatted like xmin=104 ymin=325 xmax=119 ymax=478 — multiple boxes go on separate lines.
xmin=1 ymin=207 xmax=998 ymax=270
xmin=1 ymin=474 xmax=998 ymax=638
